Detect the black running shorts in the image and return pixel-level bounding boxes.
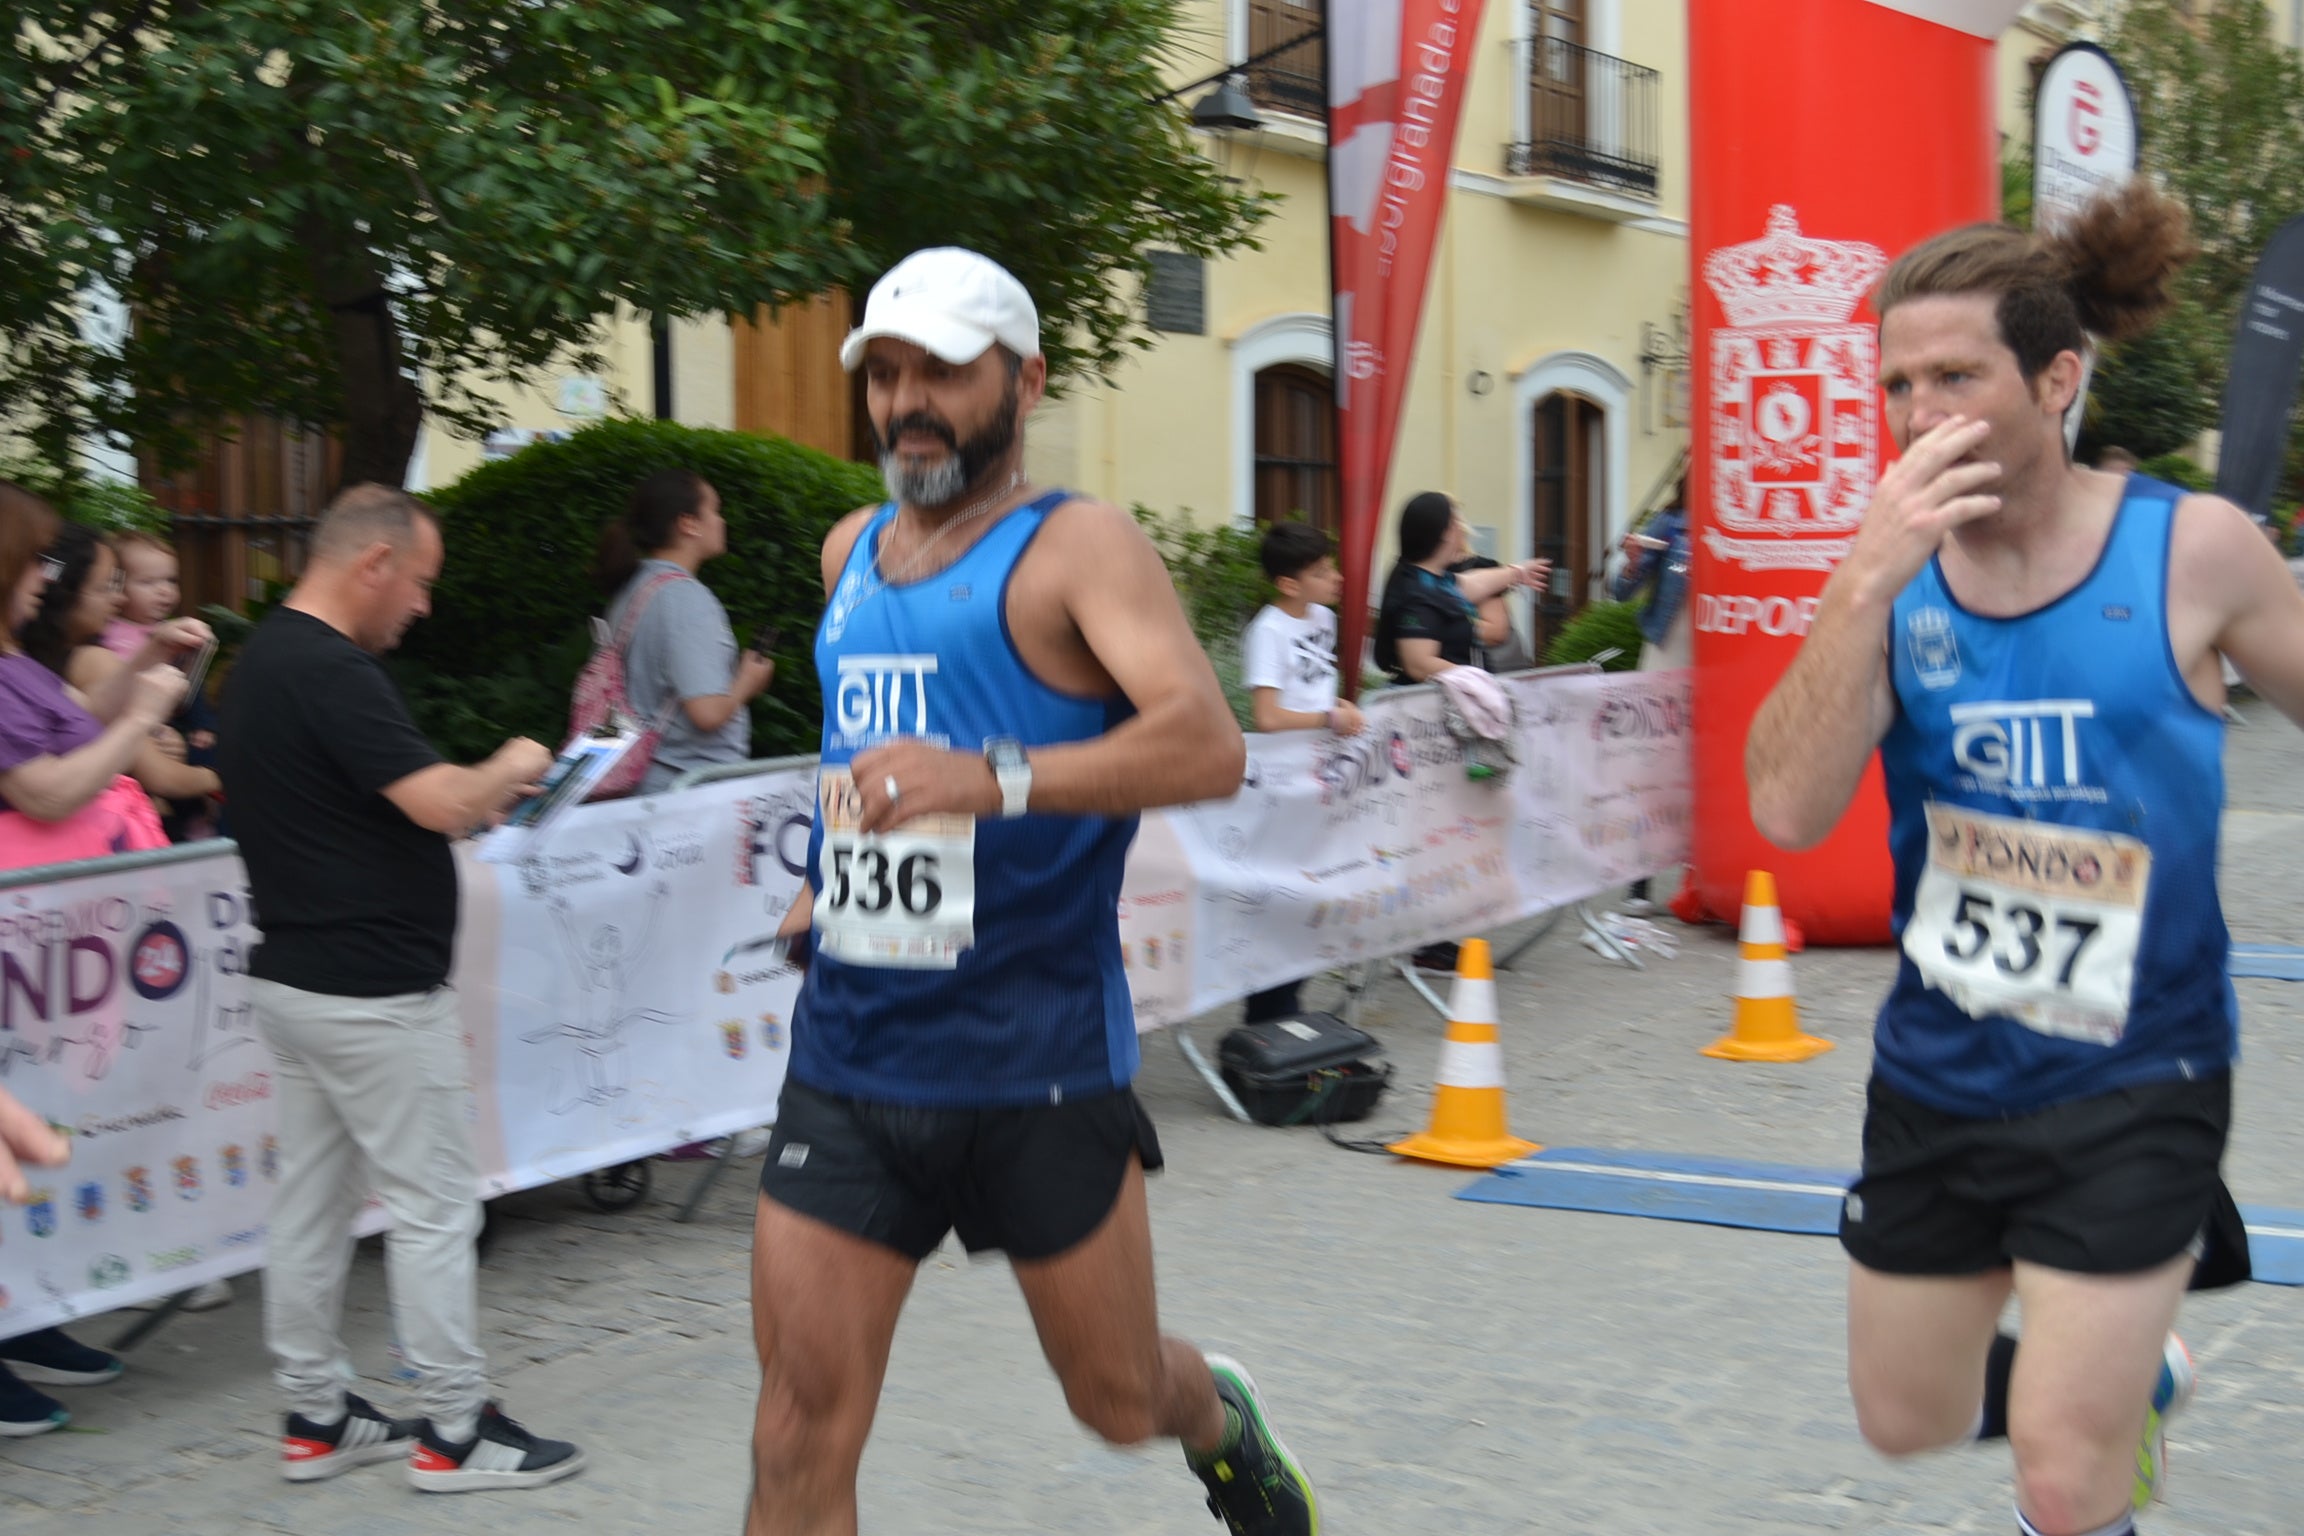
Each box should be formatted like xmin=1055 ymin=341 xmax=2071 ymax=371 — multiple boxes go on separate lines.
xmin=759 ymin=1078 xmax=1164 ymax=1262
xmin=1840 ymin=1072 xmax=2250 ymax=1289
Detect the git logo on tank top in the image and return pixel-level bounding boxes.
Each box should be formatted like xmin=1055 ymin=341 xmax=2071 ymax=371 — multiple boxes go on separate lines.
xmin=832 ymin=654 xmax=943 ymax=750
xmin=1948 ymin=699 xmax=2107 ymax=805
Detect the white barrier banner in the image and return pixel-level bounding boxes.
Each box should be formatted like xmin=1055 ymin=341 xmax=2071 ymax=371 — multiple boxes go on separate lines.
xmin=2 ymin=669 xmax=1687 ymax=1335
xmin=1124 ymin=670 xmax=1692 ymax=1021
xmin=0 ymin=848 xmax=271 ymax=1329
xmin=456 ymin=772 xmax=810 ymax=1193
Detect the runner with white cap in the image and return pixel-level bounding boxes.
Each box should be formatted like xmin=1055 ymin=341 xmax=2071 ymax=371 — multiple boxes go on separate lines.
xmin=742 ymin=247 xmax=1320 ymax=1536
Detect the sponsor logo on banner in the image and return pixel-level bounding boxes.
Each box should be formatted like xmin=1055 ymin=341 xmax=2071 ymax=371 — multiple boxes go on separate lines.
xmin=128 ymin=920 xmax=191 ymax=1000
xmin=221 ymin=1143 xmax=246 ymax=1187
xmin=89 ymin=1254 xmax=130 ymax=1289
xmin=259 ymin=1135 xmax=279 ymax=1182
xmin=75 ymin=1102 xmax=185 ymax=1139
xmin=719 ymin=1020 xmax=747 ymax=1060
xmin=2033 ymin=45 xmax=2138 ymax=235
xmin=148 ymin=1243 xmax=205 ymax=1272
xmin=204 ymin=1072 xmax=270 ymax=1110
xmin=75 ymin=1180 xmax=103 ymax=1223
xmin=1702 ymin=206 xmax=1887 ymax=573
xmin=171 ymin=1154 xmax=200 ymax=1201
xmin=124 ymin=1165 xmax=152 ymax=1212
xmin=26 ymin=1189 xmax=55 ymax=1236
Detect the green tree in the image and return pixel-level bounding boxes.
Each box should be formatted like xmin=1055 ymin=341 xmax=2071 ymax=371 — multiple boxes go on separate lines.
xmin=2 ymin=2 xmax=1266 ymax=489
xmin=2080 ymin=4 xmax=2304 ymax=473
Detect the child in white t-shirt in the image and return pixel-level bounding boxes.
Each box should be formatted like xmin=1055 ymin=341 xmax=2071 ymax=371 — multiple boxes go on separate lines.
xmin=1238 ymin=522 xmax=1364 ymax=1024
xmin=1243 ymin=521 xmax=1366 ymax=739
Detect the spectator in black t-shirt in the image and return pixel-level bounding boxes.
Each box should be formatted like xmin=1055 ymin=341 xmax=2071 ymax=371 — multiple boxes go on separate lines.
xmin=1373 ymin=492 xmax=1550 ymax=684
xmin=217 ymin=484 xmax=585 ymax=1493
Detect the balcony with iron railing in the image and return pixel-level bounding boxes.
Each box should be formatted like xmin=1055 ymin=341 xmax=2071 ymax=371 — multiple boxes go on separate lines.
xmin=1506 ymin=36 xmax=1660 ymax=202
xmin=1241 ymin=2 xmax=1325 ymax=119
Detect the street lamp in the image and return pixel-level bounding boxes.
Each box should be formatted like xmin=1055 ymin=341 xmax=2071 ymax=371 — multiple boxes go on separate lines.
xmin=1190 ymin=72 xmax=1265 ymax=184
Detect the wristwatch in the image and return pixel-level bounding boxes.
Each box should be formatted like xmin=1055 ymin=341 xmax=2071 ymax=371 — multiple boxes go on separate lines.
xmin=984 ymin=737 xmax=1031 ymax=819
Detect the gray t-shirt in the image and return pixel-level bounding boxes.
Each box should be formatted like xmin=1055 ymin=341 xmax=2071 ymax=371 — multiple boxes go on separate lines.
xmin=604 ymin=559 xmax=749 ymax=790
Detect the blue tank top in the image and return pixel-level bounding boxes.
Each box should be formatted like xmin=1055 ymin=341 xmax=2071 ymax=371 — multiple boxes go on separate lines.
xmin=793 ymin=492 xmax=1140 ymax=1108
xmin=1874 ymin=476 xmax=2234 ymax=1116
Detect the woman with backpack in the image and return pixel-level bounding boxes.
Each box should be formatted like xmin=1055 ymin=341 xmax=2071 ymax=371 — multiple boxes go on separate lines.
xmin=590 ymin=469 xmax=775 ymax=795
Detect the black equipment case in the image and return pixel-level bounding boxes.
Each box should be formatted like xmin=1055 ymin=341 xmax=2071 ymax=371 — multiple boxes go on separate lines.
xmin=1215 ymin=1013 xmax=1389 ymax=1128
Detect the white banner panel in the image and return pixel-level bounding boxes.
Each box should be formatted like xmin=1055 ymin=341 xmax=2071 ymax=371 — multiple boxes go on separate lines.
xmin=1 ymin=670 xmax=1688 ymax=1335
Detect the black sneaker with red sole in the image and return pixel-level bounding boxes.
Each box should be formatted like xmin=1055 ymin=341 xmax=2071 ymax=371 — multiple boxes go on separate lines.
xmin=408 ymin=1402 xmax=584 ymax=1493
xmin=282 ymin=1393 xmax=422 ymax=1482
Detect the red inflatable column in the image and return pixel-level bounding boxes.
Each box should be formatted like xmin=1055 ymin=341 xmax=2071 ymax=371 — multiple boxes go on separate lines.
xmin=1686 ymin=0 xmax=2017 ymax=944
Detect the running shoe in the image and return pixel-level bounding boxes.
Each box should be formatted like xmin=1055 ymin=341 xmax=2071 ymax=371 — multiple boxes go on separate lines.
xmin=409 ymin=1402 xmax=585 ymax=1493
xmin=0 ymin=1327 xmax=123 ymax=1386
xmin=1410 ymin=942 xmax=1460 ymax=974
xmin=282 ymin=1393 xmax=423 ymax=1482
xmin=1185 ymin=1354 xmax=1318 ymax=1535
xmin=0 ymin=1367 xmax=67 ymax=1437
xmin=2133 ymin=1331 xmax=2197 ymax=1510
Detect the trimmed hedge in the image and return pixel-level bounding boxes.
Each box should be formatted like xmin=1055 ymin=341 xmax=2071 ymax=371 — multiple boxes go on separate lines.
xmin=1543 ymin=599 xmax=1645 ymax=672
xmin=399 ymin=419 xmax=883 ymax=764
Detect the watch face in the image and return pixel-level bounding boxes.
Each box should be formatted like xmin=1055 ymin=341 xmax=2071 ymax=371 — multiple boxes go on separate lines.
xmin=987 ymin=738 xmax=1027 ymax=771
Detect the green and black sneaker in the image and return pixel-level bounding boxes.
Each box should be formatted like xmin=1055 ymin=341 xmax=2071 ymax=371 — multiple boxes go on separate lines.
xmin=1185 ymin=1354 xmax=1319 ymax=1536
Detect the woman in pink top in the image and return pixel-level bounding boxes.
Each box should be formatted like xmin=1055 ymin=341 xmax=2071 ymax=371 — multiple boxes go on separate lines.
xmin=0 ymin=486 xmax=206 ymax=872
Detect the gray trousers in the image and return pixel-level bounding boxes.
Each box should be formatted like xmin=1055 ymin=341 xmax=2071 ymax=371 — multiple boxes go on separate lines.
xmin=252 ymin=978 xmax=487 ymax=1431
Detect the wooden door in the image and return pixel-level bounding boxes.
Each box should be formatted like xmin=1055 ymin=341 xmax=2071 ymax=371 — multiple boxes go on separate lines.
xmin=1530 ymin=389 xmax=1604 ymax=656
xmin=1252 ymin=363 xmax=1338 ymax=535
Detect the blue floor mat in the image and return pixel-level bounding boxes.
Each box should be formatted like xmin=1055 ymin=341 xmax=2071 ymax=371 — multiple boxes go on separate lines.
xmin=2229 ymin=944 xmax=2304 ymax=981
xmin=1457 ymin=1147 xmax=2304 ymax=1285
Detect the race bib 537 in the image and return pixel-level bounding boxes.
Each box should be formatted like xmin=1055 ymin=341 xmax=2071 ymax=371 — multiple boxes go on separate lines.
xmin=1905 ymin=803 xmax=2151 ymax=1047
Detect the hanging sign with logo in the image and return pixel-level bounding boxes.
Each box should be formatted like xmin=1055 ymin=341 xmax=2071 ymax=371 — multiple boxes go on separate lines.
xmin=2032 ymin=43 xmax=2139 ymax=236
xmin=2032 ymin=41 xmax=2139 ymax=451
xmin=1326 ymin=0 xmax=1490 ymax=697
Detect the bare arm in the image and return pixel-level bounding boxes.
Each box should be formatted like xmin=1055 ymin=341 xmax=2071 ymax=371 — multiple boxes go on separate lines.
xmin=1251 ymin=688 xmax=1327 ymax=733
xmin=847 ymin=502 xmax=1243 ymax=832
xmin=1456 ymin=561 xmax=1545 ymax=605
xmin=1748 ymin=417 xmax=2000 ymax=850
xmin=2180 ymin=493 xmax=2304 ymax=723
xmin=679 ymin=650 xmax=775 ymax=734
xmin=382 ymin=738 xmax=552 ymax=835
xmin=1474 ymin=595 xmax=1511 ymax=646
xmin=0 ymin=667 xmax=185 ymax=821
xmin=76 ymin=618 xmax=211 ymax=725
xmin=1018 ymin=504 xmax=1244 ymax=814
xmin=1395 ymin=637 xmax=1453 ymax=683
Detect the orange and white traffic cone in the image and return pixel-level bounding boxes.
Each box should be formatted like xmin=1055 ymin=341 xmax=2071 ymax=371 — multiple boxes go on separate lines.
xmin=1703 ymin=870 xmax=1833 ymax=1063
xmin=1389 ymin=939 xmax=1540 ymax=1168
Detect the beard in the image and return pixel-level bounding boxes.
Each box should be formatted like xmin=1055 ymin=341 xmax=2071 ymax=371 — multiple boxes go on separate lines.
xmin=874 ymin=378 xmax=1020 ymax=509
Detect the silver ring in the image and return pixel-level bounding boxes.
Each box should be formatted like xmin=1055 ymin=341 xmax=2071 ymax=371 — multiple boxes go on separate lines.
xmin=883 ymin=775 xmax=902 ymax=804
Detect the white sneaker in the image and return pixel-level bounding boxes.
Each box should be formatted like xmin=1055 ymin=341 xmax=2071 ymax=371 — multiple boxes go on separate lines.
xmin=121 ymin=1279 xmax=234 ymax=1313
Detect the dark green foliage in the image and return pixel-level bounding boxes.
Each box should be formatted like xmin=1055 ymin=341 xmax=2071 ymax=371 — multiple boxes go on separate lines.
xmin=1543 ymin=600 xmax=1644 ymax=672
xmin=399 ymin=419 xmax=882 ymax=763
xmin=1129 ymin=506 xmax=1271 ymax=726
xmin=2 ymin=2 xmax=1267 ymax=486
xmin=2136 ymin=453 xmax=2212 ymax=494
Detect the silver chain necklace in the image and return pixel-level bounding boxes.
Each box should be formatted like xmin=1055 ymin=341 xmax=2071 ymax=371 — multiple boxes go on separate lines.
xmin=874 ymin=466 xmax=1028 ymax=587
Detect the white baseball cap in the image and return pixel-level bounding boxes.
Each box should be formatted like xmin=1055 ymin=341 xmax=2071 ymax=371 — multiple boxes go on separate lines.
xmin=839 ymin=248 xmax=1041 ymax=372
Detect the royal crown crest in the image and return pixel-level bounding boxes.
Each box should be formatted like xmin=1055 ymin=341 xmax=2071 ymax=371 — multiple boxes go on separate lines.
xmin=1703 ymin=206 xmax=1889 ymax=574
xmin=1703 ymin=205 xmax=1886 ymax=329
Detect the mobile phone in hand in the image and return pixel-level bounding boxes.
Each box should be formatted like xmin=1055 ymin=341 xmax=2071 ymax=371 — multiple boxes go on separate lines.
xmin=178 ymin=637 xmax=219 ymax=703
xmin=748 ymin=623 xmax=782 ymax=656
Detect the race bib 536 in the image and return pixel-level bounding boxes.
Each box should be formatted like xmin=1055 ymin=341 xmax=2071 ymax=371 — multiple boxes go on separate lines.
xmin=814 ymin=768 xmax=976 ymax=969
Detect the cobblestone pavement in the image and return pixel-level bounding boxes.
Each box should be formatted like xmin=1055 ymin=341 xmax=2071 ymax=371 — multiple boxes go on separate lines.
xmin=6 ymin=702 xmax=2301 ymax=1535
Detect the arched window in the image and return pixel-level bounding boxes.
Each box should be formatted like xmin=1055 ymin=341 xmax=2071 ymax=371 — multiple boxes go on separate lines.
xmin=1252 ymin=363 xmax=1338 ymax=534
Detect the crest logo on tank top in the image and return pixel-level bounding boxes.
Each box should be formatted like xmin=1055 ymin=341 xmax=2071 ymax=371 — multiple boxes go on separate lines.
xmin=1906 ymin=606 xmax=1961 ymax=691
xmin=1701 ymin=206 xmax=1888 ymax=573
